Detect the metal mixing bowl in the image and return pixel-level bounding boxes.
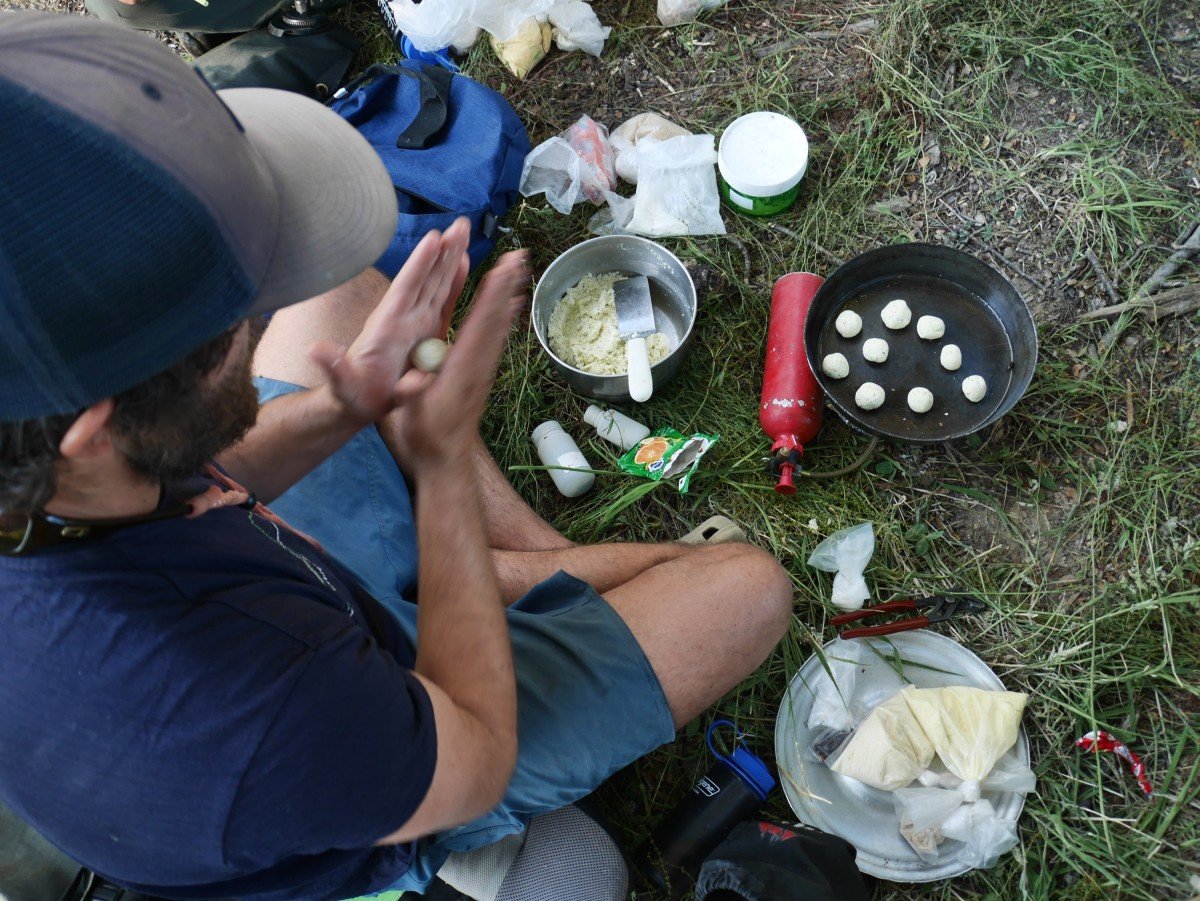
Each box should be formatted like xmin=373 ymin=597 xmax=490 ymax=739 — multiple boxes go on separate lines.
xmin=532 ymin=235 xmax=698 ymax=402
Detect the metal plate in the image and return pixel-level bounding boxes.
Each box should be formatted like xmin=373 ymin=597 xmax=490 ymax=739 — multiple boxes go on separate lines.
xmin=804 ymin=244 xmax=1038 ymax=444
xmin=775 ymin=632 xmax=1030 ymax=883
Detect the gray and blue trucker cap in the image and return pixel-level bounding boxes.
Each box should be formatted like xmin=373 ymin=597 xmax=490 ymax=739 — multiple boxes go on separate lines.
xmin=0 ymin=12 xmax=399 ymax=420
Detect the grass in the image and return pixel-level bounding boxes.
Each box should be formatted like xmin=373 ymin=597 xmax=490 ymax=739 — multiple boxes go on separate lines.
xmin=348 ymin=0 xmax=1199 ymax=896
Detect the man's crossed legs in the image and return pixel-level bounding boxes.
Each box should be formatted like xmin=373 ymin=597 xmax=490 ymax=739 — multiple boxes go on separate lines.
xmin=254 ymin=266 xmax=793 ymax=730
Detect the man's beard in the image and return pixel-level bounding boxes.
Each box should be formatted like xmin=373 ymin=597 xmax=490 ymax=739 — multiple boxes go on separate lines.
xmin=113 ymin=333 xmax=261 ymax=490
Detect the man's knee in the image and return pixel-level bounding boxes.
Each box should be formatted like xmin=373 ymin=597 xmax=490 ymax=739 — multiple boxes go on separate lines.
xmin=701 ymin=542 xmax=793 ymax=638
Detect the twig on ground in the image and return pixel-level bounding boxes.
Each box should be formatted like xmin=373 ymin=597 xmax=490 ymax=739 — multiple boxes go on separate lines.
xmin=935 ymin=198 xmax=1046 ymax=290
xmin=752 ymin=18 xmax=877 ymax=58
xmin=1126 ymin=379 xmax=1135 ymax=433
xmin=1090 ymin=216 xmax=1200 ymax=335
xmin=1080 ymin=283 xmax=1200 ymax=322
xmin=1082 ymin=217 xmax=1200 ymax=325
xmin=1137 ymin=215 xmax=1200 ymax=293
xmin=1085 ymin=249 xmax=1121 ymax=309
xmin=969 ymin=236 xmax=1048 ymax=291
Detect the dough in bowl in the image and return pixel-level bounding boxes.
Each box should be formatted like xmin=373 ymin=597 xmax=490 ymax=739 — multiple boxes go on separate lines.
xmin=548 ymin=273 xmax=670 ymax=375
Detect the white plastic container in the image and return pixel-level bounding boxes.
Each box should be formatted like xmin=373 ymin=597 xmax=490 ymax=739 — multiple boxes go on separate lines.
xmin=583 ymin=405 xmax=651 ymax=451
xmin=532 ymin=420 xmax=595 ymax=498
xmin=717 ymin=111 xmax=809 ymax=216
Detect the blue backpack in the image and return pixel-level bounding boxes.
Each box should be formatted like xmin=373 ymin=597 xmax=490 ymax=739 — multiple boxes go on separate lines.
xmin=330 ymin=62 xmax=530 ymax=276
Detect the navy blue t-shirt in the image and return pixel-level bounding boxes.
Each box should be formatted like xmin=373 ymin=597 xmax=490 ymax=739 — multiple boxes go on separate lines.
xmin=0 ymin=481 xmax=436 ymax=900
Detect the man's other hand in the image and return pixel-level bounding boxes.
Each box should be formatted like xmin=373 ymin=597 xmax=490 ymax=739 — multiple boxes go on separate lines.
xmin=308 ymin=219 xmax=471 ymax=425
xmin=387 ymin=250 xmax=530 ymax=473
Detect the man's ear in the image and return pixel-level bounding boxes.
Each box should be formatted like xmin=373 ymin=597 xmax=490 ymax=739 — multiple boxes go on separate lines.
xmin=59 ymin=399 xmax=117 ymax=461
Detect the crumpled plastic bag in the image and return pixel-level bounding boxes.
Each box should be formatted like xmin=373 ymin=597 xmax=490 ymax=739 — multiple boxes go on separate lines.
xmin=519 ymin=115 xmax=616 ymax=213
xmin=829 ymin=690 xmax=936 ymax=791
xmin=807 ymin=522 xmax=874 ymax=611
xmin=389 ymin=0 xmax=557 ymax=53
xmin=388 ymin=0 xmax=480 ymax=53
xmin=548 ymin=0 xmax=610 ymax=56
xmin=590 ymin=134 xmax=724 ymax=237
xmin=611 ymin=113 xmax=691 ymax=184
xmin=492 ymin=17 xmax=552 ymax=79
xmin=903 ymin=686 xmax=1027 ymax=802
xmin=895 ymin=791 xmax=1020 ymax=869
xmin=806 ymin=640 xmax=903 ymax=733
xmin=657 ymin=0 xmax=728 ymax=26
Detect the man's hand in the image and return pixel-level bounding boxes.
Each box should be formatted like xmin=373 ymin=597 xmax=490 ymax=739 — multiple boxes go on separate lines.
xmin=309 ymin=218 xmax=471 ymax=426
xmin=386 ymin=249 xmax=530 ymax=472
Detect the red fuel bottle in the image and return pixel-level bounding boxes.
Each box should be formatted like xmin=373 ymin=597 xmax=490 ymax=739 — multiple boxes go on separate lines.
xmin=760 ymin=272 xmax=824 ymax=494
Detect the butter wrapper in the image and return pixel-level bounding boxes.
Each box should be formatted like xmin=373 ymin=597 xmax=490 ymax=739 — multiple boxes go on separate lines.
xmin=618 ymin=427 xmax=718 ymax=493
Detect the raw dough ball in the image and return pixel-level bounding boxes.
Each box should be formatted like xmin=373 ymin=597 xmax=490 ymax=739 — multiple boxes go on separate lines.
xmin=962 ymin=375 xmax=988 ymax=403
xmin=855 ymin=382 xmax=885 ymax=410
xmin=862 ymin=338 xmax=889 ymax=363
xmin=917 ymin=315 xmax=945 ymax=340
xmin=907 ymin=387 xmax=934 ymax=413
xmin=411 ymin=338 xmax=448 ymax=373
xmin=881 ymin=299 xmax=912 ymax=329
xmin=940 ymin=344 xmax=962 ymax=371
xmin=822 ymin=353 xmax=850 ymax=380
xmin=835 ymin=310 xmax=863 ymax=339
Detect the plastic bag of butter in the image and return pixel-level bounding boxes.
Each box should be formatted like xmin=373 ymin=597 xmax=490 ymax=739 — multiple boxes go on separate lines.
xmin=618 ymin=427 xmax=718 ymax=493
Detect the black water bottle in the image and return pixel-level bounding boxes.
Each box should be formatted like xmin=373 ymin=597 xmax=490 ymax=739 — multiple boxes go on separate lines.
xmin=641 ymin=720 xmax=776 ymax=896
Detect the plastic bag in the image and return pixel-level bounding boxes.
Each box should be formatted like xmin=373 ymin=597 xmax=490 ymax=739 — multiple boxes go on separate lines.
xmin=563 ymin=115 xmax=616 ymax=198
xmin=548 ymin=0 xmax=610 ymax=56
xmin=611 ymin=112 xmax=691 ymax=183
xmin=903 ymin=686 xmax=1027 ymax=802
xmin=388 ymin=0 xmax=481 ymax=53
xmin=519 ymin=115 xmax=615 ymax=213
xmin=389 ymin=0 xmax=558 ymax=52
xmin=829 ymin=690 xmax=936 ymax=791
xmin=806 ymin=640 xmax=903 ymax=732
xmin=657 ymin=0 xmax=728 ymax=26
xmin=807 ymin=522 xmax=874 ymax=611
xmin=491 ymin=17 xmax=552 ymax=79
xmin=895 ymin=790 xmax=1019 ymax=869
xmin=601 ymin=134 xmax=724 ymax=237
xmin=471 ymin=0 xmax=557 ymax=42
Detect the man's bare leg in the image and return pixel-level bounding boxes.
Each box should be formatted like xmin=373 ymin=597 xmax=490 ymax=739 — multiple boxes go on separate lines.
xmin=253 ymin=267 xmax=569 ymax=553
xmin=492 ymin=542 xmax=693 ymax=603
xmin=603 ymin=544 xmax=794 ymax=727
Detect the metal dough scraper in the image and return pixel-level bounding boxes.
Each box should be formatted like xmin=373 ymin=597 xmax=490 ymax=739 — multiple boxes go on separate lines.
xmin=613 ymin=275 xmax=655 ymax=402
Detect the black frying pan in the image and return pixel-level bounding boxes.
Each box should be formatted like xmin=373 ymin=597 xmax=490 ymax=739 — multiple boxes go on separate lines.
xmin=805 ymin=244 xmax=1037 ymax=444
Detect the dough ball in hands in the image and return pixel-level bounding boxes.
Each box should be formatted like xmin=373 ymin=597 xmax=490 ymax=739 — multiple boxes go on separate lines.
xmin=862 ymin=338 xmax=889 ymax=363
xmin=835 ymin=310 xmax=863 ymax=338
xmin=881 ymin=299 xmax=912 ymax=329
xmin=822 ymin=353 xmax=850 ymax=379
xmin=962 ymin=375 xmax=988 ymax=403
xmin=907 ymin=387 xmax=934 ymax=413
xmin=855 ymin=382 xmax=886 ymax=410
xmin=940 ymin=344 xmax=962 ymax=371
xmin=917 ymin=315 xmax=945 ymax=340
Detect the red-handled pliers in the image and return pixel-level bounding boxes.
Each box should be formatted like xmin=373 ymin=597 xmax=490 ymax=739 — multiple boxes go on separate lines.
xmin=832 ymin=595 xmax=986 ymax=639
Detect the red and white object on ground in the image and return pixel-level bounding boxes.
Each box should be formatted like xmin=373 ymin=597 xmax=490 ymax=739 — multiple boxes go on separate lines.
xmin=1076 ymin=730 xmax=1154 ymax=799
xmin=760 ymin=273 xmax=825 ymax=494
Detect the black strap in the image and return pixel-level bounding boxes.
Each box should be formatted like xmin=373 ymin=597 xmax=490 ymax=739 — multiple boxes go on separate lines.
xmin=394 ymin=64 xmax=453 ymax=149
xmin=330 ymin=63 xmax=455 ymax=150
xmin=1 ymin=504 xmax=191 ymax=555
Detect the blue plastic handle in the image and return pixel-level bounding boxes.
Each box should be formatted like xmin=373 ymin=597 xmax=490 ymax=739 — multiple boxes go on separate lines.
xmin=706 ymin=719 xmax=776 ymax=801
